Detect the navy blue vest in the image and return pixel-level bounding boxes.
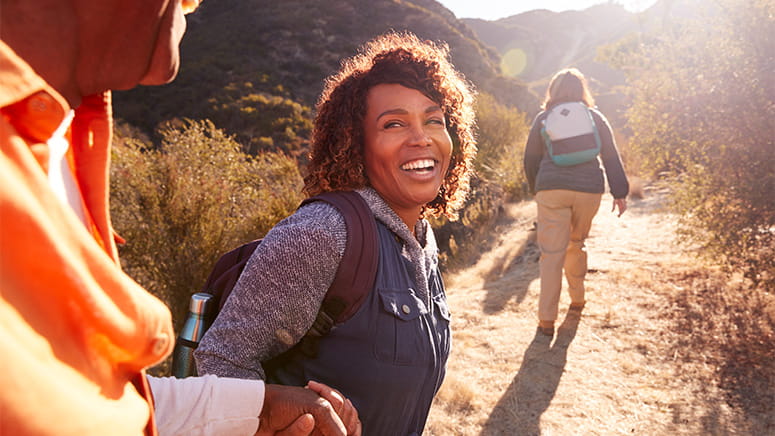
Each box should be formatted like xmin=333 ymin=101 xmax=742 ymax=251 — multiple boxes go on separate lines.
xmin=267 ymin=221 xmax=451 ymax=435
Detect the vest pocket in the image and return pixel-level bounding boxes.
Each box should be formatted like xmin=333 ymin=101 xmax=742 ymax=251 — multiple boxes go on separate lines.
xmin=374 ymin=287 xmax=431 ymax=365
xmin=432 ymin=293 xmax=451 ymax=321
xmin=431 ymin=292 xmax=452 ymax=366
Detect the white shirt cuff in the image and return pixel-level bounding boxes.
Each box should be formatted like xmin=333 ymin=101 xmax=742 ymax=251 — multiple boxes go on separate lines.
xmin=147 ymin=374 xmax=264 ymax=436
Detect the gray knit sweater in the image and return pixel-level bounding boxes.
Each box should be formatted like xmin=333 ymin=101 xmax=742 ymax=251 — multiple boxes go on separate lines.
xmin=194 ymin=187 xmax=440 ymax=379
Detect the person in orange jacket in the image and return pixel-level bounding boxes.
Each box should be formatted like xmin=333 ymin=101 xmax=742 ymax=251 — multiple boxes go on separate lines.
xmin=0 ymin=1 xmax=359 ymax=435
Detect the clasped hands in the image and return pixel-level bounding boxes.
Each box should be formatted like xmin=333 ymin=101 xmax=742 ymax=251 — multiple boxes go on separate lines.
xmin=255 ymin=380 xmax=361 ymax=436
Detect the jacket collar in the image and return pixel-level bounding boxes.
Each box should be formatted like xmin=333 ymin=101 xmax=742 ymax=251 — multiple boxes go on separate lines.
xmin=0 ymin=41 xmax=71 ymax=143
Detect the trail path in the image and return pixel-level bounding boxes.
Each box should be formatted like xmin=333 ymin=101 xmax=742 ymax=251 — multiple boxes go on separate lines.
xmin=425 ymin=187 xmax=747 ymax=435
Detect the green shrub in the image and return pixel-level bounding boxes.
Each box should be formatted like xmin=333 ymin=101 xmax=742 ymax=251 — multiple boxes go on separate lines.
xmin=473 ymin=92 xmax=531 ymax=201
xmin=433 ymin=93 xmax=530 ymax=269
xmin=604 ymin=0 xmax=774 ymax=290
xmin=433 ymin=175 xmax=505 ymax=270
xmin=110 ymin=119 xmax=304 ymax=329
xmin=207 ymin=82 xmax=313 ymax=158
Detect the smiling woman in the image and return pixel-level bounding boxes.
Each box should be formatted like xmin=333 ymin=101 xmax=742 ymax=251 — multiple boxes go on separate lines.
xmin=305 ymin=31 xmax=477 ymax=220
xmin=195 ymin=31 xmax=477 ymax=436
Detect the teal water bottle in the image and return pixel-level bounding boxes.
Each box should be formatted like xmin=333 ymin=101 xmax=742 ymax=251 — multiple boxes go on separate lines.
xmin=171 ymin=293 xmax=213 ymax=378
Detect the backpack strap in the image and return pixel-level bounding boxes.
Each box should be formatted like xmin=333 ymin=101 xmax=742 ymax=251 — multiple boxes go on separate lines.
xmin=294 ymin=191 xmax=378 ymax=356
xmin=588 ymin=108 xmax=602 ymax=154
xmin=206 ymin=239 xmax=262 ymax=313
xmin=303 ymin=190 xmax=379 ymax=324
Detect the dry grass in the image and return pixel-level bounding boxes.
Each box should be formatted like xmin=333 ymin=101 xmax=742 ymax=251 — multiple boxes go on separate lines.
xmin=426 ymin=185 xmax=774 ymax=435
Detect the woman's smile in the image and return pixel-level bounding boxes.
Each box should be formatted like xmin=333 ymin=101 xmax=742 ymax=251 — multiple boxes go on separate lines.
xmin=401 ymin=158 xmax=437 ymax=172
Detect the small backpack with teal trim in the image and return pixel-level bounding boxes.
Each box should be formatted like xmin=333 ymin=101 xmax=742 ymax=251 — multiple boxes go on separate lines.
xmin=541 ymin=102 xmax=601 ymax=166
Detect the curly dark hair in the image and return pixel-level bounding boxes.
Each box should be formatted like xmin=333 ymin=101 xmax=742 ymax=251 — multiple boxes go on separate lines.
xmin=304 ymin=31 xmax=477 ymax=220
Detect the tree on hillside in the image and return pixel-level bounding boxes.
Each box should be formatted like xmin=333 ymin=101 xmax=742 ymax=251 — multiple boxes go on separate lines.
xmin=207 ymin=81 xmax=314 ymax=158
xmin=604 ymin=0 xmax=774 ymax=289
xmin=113 ymin=0 xmax=538 ymax=137
xmin=474 ymin=92 xmax=531 ymax=201
xmin=110 ymin=120 xmax=304 ymax=328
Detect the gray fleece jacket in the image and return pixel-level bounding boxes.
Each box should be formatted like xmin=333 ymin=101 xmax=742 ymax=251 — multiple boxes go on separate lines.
xmin=194 ymin=187 xmax=440 ymax=379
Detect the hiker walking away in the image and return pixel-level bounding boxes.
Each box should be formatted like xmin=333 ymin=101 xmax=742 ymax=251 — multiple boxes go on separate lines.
xmin=0 ymin=0 xmax=358 ymax=435
xmin=195 ymin=31 xmax=477 ymax=436
xmin=523 ymin=68 xmax=629 ymax=338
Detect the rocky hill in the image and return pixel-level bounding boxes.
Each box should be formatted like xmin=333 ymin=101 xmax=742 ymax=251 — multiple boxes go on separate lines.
xmin=461 ymin=0 xmax=699 ymax=121
xmin=114 ymin=0 xmax=704 ymax=142
xmin=463 ymin=4 xmax=636 ymax=85
xmin=113 ymin=0 xmax=538 ymax=137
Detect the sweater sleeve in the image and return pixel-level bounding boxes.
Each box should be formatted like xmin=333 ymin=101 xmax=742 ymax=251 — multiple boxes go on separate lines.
xmin=148 ymin=375 xmax=263 ymax=436
xmin=593 ymin=110 xmax=629 ymax=199
xmin=194 ymin=202 xmax=347 ymax=379
xmin=523 ymin=113 xmax=545 ymax=195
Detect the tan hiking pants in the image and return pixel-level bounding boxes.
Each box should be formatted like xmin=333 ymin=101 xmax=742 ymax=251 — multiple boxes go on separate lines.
xmin=536 ymin=189 xmax=602 ymax=322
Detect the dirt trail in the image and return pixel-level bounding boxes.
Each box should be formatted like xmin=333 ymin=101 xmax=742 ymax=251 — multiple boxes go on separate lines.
xmin=425 ymin=187 xmax=748 ymax=435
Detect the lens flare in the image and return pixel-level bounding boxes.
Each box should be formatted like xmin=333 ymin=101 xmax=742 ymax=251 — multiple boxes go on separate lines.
xmin=501 ymin=48 xmax=528 ymax=77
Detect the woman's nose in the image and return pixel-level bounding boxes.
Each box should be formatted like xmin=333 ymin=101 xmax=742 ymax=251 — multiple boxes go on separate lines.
xmin=408 ymin=125 xmax=431 ymax=146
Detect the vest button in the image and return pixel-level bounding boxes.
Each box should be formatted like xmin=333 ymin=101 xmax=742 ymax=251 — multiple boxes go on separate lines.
xmin=402 ymin=304 xmax=411 ymax=314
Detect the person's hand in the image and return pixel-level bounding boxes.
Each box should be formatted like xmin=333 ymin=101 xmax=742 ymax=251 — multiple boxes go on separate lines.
xmin=255 ymin=384 xmax=347 ymax=436
xmin=612 ymin=197 xmax=627 ymax=217
xmin=307 ymin=381 xmax=361 ymax=436
xmin=258 ymin=413 xmax=315 ymax=436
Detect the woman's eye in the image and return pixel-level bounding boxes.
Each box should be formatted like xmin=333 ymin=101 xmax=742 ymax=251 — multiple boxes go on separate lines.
xmin=427 ymin=118 xmax=446 ymax=126
xmin=384 ymin=121 xmax=403 ymax=128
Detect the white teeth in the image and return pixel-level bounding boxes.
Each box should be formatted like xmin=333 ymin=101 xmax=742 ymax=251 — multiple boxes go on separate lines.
xmin=401 ymin=159 xmax=435 ymax=171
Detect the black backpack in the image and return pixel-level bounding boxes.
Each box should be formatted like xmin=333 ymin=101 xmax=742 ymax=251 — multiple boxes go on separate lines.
xmin=171 ymin=191 xmax=378 ymax=377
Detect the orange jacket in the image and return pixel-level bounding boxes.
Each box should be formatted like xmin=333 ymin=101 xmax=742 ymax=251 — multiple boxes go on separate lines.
xmin=0 ymin=41 xmax=173 ymax=435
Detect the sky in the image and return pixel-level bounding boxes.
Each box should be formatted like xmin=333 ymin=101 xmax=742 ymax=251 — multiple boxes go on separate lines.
xmin=436 ymin=0 xmax=659 ymax=21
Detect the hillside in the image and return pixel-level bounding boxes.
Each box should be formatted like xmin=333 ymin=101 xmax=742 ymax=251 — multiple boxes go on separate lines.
xmin=460 ymin=0 xmax=711 ymax=124
xmin=464 ymin=5 xmax=633 ymax=84
xmin=462 ymin=3 xmax=643 ymax=125
xmin=113 ymin=1 xmax=710 ymax=146
xmin=113 ymin=0 xmax=538 ymax=138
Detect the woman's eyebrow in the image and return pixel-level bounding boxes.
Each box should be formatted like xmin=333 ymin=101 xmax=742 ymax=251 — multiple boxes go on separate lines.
xmin=376 ymin=105 xmax=442 ymax=121
xmin=376 ymin=108 xmax=408 ymax=121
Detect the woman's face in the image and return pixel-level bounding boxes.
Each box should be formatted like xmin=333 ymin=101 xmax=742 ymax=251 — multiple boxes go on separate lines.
xmin=363 ymin=83 xmax=452 ymax=226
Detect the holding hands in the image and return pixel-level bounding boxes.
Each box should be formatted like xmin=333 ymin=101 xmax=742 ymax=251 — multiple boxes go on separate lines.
xmin=256 ymin=381 xmax=361 ymax=436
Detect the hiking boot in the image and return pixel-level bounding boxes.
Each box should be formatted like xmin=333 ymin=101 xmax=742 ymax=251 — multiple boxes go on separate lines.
xmin=569 ymin=302 xmax=586 ymax=312
xmin=537 ymin=326 xmax=554 ymax=337
xmin=537 ymin=320 xmax=555 ymax=337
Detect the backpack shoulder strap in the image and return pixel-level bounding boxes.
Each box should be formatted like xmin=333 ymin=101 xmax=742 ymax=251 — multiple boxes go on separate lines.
xmin=587 ymin=106 xmax=603 ymax=151
xmin=300 ymin=190 xmax=378 ymax=325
